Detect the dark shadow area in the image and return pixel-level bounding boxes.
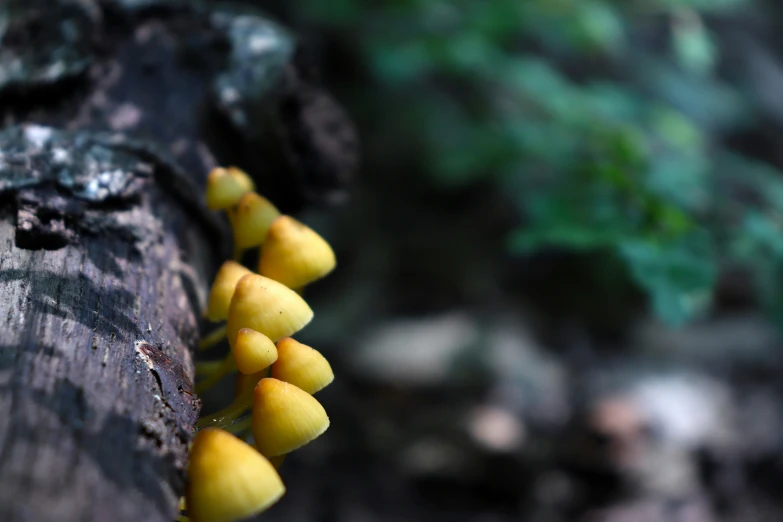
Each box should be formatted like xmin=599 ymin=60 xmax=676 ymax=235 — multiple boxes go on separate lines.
xmin=0 ymin=269 xmax=141 ymax=339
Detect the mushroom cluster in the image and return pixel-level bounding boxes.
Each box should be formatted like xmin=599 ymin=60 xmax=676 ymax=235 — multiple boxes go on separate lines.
xmin=183 ymin=166 xmax=336 ymax=522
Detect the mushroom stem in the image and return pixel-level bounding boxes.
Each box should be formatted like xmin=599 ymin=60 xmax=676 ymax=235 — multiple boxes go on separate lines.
xmin=225 ymin=415 xmax=252 ymax=436
xmin=268 ymin=454 xmax=286 ymax=469
xmin=194 ymin=360 xmax=224 ymax=377
xmin=195 ymin=354 xmax=237 ymax=394
xmin=196 ymin=386 xmax=255 ymax=429
xmin=197 ymin=324 xmax=227 ymax=352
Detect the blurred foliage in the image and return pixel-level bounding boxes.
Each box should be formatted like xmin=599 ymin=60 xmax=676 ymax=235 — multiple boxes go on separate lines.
xmin=291 ymin=0 xmax=783 ymax=326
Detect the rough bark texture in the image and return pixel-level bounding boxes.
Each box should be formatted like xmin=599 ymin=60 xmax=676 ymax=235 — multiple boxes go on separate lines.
xmin=0 ymin=0 xmax=311 ymax=520
xmin=0 ymin=128 xmax=207 ymax=522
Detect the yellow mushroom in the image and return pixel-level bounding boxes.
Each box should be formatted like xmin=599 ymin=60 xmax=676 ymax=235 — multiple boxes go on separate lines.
xmin=230 ymin=192 xmax=281 ymax=250
xmin=272 ymin=337 xmax=334 ymax=395
xmin=206 ymin=261 xmax=253 ymax=323
xmin=252 ymin=378 xmax=329 ymax=457
xmin=258 ymin=216 xmax=336 ymax=289
xmin=205 ymin=166 xmax=255 ymax=210
xmin=234 ymin=328 xmax=278 ymax=375
xmin=187 ymin=428 xmax=285 ymax=522
xmin=199 ymin=261 xmax=253 ymax=352
xmin=227 ymin=274 xmax=313 ymax=346
xmin=196 ymin=329 xmax=277 ymax=394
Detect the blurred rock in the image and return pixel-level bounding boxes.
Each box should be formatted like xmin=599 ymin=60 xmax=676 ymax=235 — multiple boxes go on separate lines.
xmin=534 ymin=470 xmax=576 ymax=507
xmin=484 ymin=319 xmax=570 ymax=429
xmin=589 ymin=397 xmax=649 ymax=470
xmin=399 ymin=437 xmax=478 ymax=479
xmin=735 ymin=388 xmax=783 ymax=459
xmin=630 ymin=375 xmax=734 ymax=452
xmin=583 ymin=497 xmax=715 ymax=522
xmin=350 ymin=312 xmax=480 ymax=387
xmin=465 ymin=405 xmax=526 ymax=453
xmin=587 ymin=373 xmax=735 ymax=496
xmin=631 ymin=314 xmax=781 ymax=371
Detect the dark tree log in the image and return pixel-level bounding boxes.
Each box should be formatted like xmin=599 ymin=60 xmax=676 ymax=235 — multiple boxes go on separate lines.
xmin=0 ymin=126 xmax=207 ymax=521
xmin=0 ymin=0 xmax=326 ymax=520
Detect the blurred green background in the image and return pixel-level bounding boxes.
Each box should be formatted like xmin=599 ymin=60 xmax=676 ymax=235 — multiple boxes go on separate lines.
xmin=268 ymin=0 xmax=783 ymax=328
xmin=250 ymin=1 xmax=783 ymax=521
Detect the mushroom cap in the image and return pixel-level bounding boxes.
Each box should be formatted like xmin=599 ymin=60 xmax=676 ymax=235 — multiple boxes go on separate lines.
xmin=205 ymin=166 xmax=256 ymax=210
xmin=234 ymin=328 xmax=278 ymax=375
xmin=187 ymin=428 xmax=285 ymax=522
xmin=206 ymin=261 xmax=253 ymax=322
xmin=227 ymin=274 xmax=314 ymax=345
xmin=252 ymin=378 xmax=329 ymax=457
xmin=259 ymin=216 xmax=336 ymax=289
xmin=272 ymin=337 xmax=334 ymax=395
xmin=231 ymin=192 xmax=281 ymax=250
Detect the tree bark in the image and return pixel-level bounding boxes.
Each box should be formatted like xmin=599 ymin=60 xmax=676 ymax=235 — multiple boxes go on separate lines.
xmin=0 ymin=1 xmax=300 ymax=520
xmin=0 ymin=127 xmax=208 ymax=522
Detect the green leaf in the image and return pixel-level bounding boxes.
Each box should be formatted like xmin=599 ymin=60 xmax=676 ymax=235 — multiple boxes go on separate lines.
xmin=672 ymin=12 xmax=717 ymax=76
xmin=618 ymin=237 xmax=716 ymax=326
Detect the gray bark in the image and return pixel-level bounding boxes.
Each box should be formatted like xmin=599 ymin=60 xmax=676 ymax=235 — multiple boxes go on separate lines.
xmin=0 ymin=127 xmax=210 ymax=521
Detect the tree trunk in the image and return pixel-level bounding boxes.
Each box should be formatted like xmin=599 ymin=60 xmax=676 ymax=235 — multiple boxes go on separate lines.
xmin=0 ymin=1 xmax=300 ymax=520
